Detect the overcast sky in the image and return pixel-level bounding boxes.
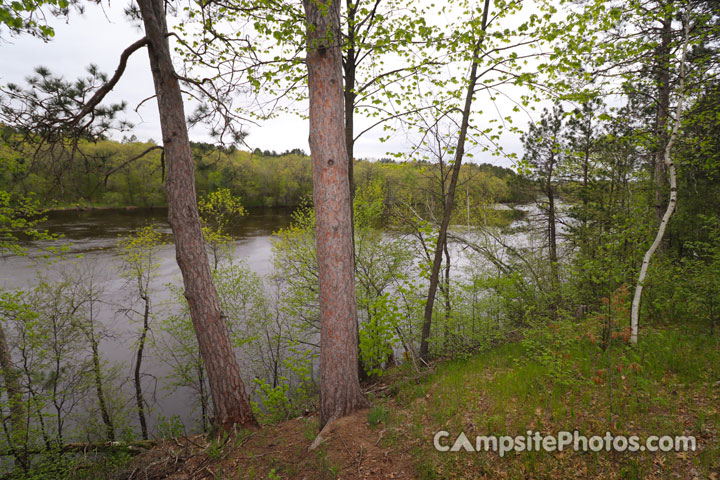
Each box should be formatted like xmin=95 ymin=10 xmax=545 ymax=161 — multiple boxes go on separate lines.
xmin=0 ymin=2 xmax=529 ymax=168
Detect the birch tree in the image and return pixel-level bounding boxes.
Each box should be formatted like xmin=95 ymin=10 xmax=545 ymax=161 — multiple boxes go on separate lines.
xmin=630 ymin=17 xmax=690 ymax=344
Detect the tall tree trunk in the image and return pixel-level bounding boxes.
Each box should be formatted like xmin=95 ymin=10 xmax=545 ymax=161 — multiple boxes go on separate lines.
xmin=136 ymin=0 xmax=256 ymax=430
xmin=547 ymin=174 xmax=559 ymax=287
xmin=547 ymin=174 xmax=561 ymax=315
xmin=344 ymin=0 xmax=357 ymax=200
xmin=631 ymin=16 xmax=689 ymax=344
xmin=344 ymin=0 xmax=365 ymax=381
xmin=582 ymin=132 xmax=589 ymax=249
xmin=442 ymin=242 xmax=451 ymax=353
xmin=419 ymin=0 xmax=490 ymax=362
xmin=304 ymin=0 xmax=368 ymax=429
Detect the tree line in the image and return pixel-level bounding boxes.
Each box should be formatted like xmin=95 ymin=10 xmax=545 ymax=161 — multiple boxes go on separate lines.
xmin=0 ymin=134 xmax=531 ymax=210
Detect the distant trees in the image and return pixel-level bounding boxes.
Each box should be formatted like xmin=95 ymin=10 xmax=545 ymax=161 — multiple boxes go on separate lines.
xmin=1 ymin=138 xmax=528 ymax=210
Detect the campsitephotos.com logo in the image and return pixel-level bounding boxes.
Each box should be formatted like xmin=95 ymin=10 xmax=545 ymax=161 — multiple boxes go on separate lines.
xmin=434 ymin=430 xmax=697 ymax=457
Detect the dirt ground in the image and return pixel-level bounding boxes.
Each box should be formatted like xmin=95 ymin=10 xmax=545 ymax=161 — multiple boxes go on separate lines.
xmin=114 ymin=408 xmax=415 ymax=479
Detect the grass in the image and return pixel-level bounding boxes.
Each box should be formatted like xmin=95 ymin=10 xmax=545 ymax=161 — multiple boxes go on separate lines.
xmin=382 ymin=318 xmax=720 ymax=479
xmin=108 ymin=316 xmax=717 ymax=479
xmin=367 ymin=405 xmax=390 ymax=427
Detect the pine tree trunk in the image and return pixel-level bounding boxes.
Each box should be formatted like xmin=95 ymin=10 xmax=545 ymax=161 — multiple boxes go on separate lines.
xmin=137 ymin=0 xmax=256 ymax=430
xmin=304 ymin=0 xmax=368 ymax=429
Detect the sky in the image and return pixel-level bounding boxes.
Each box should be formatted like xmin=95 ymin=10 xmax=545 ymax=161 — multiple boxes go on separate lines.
xmin=0 ymin=2 xmax=531 ymax=168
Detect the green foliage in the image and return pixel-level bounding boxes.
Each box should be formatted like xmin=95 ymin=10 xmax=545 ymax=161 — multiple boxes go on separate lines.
xmin=198 ymin=187 xmax=247 ymax=231
xmin=0 ymin=190 xmax=58 ymax=256
xmin=205 ymin=430 xmax=230 ymax=460
xmin=156 ymin=415 xmax=186 ymax=438
xmin=251 ymin=348 xmax=314 ymax=424
xmin=358 ymin=294 xmax=398 ymax=377
xmin=271 ymin=200 xmax=320 ymax=334
xmin=153 ymin=282 xmax=211 ymax=432
xmin=0 ymin=0 xmax=68 ymax=39
xmin=388 ymin=314 xmax=720 ymax=478
xmin=118 ymin=224 xmax=163 ymax=284
xmin=198 ymin=188 xmax=246 ymax=267
xmin=6 ymin=450 xmax=132 ymax=480
xmin=0 ymin=133 xmax=525 ymax=212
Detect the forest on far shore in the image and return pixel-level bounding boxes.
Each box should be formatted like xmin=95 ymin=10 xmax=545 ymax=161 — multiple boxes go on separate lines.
xmin=0 ymin=135 xmax=533 ymax=210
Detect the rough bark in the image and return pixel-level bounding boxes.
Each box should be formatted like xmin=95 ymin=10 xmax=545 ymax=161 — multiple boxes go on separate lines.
xmin=631 ymin=17 xmax=689 ymax=344
xmin=304 ymin=0 xmax=368 ymax=429
xmin=419 ymin=0 xmax=490 ymax=362
xmin=136 ymin=0 xmax=256 ymax=429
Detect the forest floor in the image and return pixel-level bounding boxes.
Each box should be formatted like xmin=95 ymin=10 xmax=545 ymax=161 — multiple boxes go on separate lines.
xmin=116 ymin=320 xmax=720 ymax=479
xmin=113 ymin=407 xmax=414 ymax=480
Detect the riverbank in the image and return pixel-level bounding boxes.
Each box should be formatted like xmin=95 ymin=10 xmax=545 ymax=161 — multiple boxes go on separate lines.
xmin=110 ymin=317 xmax=719 ymax=479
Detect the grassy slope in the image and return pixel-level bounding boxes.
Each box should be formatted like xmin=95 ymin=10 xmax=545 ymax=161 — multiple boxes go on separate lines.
xmin=381 ymin=319 xmax=720 ymax=479
xmin=112 ymin=319 xmax=719 ymax=480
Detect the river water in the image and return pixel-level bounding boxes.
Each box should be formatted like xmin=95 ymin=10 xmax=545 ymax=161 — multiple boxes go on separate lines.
xmin=0 ymin=207 xmax=294 ymax=436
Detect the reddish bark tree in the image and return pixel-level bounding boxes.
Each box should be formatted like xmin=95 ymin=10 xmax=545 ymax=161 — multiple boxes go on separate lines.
xmin=303 ymin=0 xmax=368 ymax=429
xmin=137 ymin=0 xmax=256 ymax=430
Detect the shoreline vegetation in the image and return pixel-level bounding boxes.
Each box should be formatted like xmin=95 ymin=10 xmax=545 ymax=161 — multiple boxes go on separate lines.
xmin=0 ymin=137 xmax=535 ymax=213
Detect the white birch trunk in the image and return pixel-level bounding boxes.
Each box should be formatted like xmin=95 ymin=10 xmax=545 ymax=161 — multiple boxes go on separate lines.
xmin=630 ymin=18 xmax=690 ymax=344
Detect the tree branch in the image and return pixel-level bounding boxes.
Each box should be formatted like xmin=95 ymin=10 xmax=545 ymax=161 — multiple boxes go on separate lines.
xmin=72 ymin=37 xmax=149 ymax=125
